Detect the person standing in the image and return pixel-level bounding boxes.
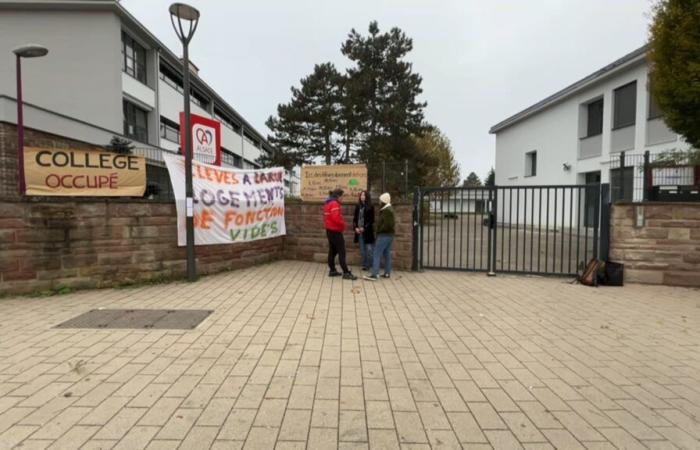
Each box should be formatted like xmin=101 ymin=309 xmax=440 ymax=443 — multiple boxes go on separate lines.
xmin=324 ymin=189 xmax=357 ymax=280
xmin=352 ymin=191 xmax=375 ymax=271
xmin=364 ymin=193 xmax=394 ymax=281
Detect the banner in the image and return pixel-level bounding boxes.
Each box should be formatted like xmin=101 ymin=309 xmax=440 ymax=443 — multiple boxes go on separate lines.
xmin=24 ymin=147 xmax=146 ymax=196
xmin=164 ymin=153 xmax=285 ymax=246
xmin=180 ymin=112 xmax=221 ymax=166
xmin=301 ymin=164 xmax=367 ymax=201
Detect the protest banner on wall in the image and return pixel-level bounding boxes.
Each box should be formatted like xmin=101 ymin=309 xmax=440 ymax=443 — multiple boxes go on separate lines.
xmin=164 ymin=153 xmax=285 ymax=246
xmin=24 ymin=147 xmax=146 ymax=196
xmin=301 ymin=164 xmax=367 ymax=201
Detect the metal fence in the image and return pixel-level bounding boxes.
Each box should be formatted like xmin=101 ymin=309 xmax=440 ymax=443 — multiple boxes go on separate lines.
xmin=367 ymin=159 xmax=414 ymax=200
xmin=415 ymin=184 xmax=606 ymax=276
xmin=609 ymin=151 xmax=700 ymax=203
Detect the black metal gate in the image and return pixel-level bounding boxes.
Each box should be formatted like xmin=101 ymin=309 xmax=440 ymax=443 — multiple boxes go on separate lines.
xmin=413 ymin=184 xmax=609 ymax=276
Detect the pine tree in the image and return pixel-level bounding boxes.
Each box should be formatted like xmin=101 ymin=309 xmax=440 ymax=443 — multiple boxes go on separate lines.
xmin=484 ymin=168 xmax=495 ymax=187
xmin=341 ymin=21 xmax=427 ymax=165
xmin=463 ymin=172 xmax=482 ymax=187
xmin=262 ymin=63 xmax=343 ymax=169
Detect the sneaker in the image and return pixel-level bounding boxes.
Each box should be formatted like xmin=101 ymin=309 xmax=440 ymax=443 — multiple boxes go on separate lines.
xmin=361 ymin=267 xmax=369 ymax=271
xmin=382 ymin=274 xmax=391 ymax=279
xmin=364 ymin=275 xmax=378 ymax=281
xmin=329 ymin=271 xmax=341 ymax=277
xmin=343 ymin=272 xmax=358 ymax=280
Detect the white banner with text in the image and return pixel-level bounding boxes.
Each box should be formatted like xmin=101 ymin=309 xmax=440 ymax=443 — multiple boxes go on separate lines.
xmin=164 ymin=153 xmax=286 ymax=246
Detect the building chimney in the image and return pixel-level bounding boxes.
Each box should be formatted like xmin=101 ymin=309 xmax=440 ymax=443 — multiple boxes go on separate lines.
xmin=180 ymin=58 xmax=199 ymax=75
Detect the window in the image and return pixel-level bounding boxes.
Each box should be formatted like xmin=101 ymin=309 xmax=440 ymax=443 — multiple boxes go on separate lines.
xmin=613 ymin=81 xmax=637 ymax=129
xmin=159 ymin=70 xmax=183 ymax=94
xmin=122 ymin=32 xmax=147 ymax=84
xmin=123 ymin=100 xmax=148 ymax=143
xmin=525 ymin=151 xmax=537 ymax=177
xmin=160 ymin=117 xmax=179 ymax=143
xmin=648 ymin=91 xmax=662 ymax=120
xmin=221 ymin=148 xmax=243 ymax=168
xmin=214 ymin=108 xmax=240 ymax=132
xmin=586 ymin=99 xmax=604 ymax=137
xmin=191 ymin=89 xmax=209 ymax=109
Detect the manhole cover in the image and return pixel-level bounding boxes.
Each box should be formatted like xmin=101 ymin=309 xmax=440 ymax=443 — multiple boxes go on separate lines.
xmin=55 ymin=309 xmax=213 ymax=330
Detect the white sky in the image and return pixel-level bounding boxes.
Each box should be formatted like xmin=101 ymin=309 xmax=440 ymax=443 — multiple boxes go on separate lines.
xmin=122 ymin=0 xmax=653 ymax=182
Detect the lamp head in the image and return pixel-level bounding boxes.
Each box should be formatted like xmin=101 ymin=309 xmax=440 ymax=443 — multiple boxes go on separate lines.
xmin=169 ymin=3 xmax=200 ymax=43
xmin=13 ymin=44 xmax=48 ymax=58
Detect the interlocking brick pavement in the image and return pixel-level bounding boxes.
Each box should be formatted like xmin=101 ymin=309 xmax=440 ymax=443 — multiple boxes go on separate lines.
xmin=0 ymin=261 xmax=699 ymax=449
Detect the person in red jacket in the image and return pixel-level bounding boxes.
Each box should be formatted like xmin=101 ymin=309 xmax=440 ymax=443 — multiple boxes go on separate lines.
xmin=324 ymin=189 xmax=357 ymax=280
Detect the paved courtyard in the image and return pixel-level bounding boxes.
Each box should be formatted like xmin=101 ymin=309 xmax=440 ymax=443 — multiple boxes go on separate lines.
xmin=0 ymin=261 xmax=699 ymax=450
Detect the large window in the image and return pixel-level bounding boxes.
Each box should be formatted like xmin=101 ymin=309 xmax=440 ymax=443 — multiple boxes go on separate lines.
xmin=525 ymin=151 xmax=537 ymax=177
xmin=123 ymin=100 xmax=148 ymax=143
xmin=586 ymin=99 xmax=604 ymax=137
xmin=122 ymin=32 xmax=147 ymax=84
xmin=214 ymin=108 xmax=240 ymax=132
xmin=221 ymin=148 xmax=243 ymax=168
xmin=160 ymin=117 xmax=179 ymax=143
xmin=613 ymin=81 xmax=637 ymax=129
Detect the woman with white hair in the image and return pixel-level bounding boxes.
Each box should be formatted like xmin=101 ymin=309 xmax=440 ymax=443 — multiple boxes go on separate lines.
xmin=364 ymin=193 xmax=394 ymax=281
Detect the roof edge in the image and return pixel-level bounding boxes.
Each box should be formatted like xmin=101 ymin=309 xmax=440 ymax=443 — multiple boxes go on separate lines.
xmin=489 ymin=44 xmax=649 ymax=135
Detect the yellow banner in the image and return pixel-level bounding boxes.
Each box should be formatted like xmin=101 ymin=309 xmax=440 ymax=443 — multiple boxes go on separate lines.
xmin=24 ymin=147 xmax=146 ymax=197
xmin=301 ymin=164 xmax=367 ymax=201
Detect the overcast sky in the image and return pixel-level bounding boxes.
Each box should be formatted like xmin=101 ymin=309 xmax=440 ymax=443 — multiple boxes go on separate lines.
xmin=123 ymin=0 xmax=653 ymax=181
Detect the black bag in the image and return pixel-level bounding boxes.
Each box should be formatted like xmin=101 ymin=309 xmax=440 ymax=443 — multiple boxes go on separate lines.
xmin=599 ymin=261 xmax=624 ymax=286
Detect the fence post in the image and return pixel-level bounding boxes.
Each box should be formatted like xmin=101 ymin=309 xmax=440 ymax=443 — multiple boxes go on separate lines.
xmin=404 ymin=159 xmax=409 ymax=200
xmin=598 ymin=183 xmax=610 ymax=262
xmin=643 ymin=150 xmax=650 ymax=202
xmin=411 ymin=186 xmax=421 ymax=271
xmin=619 ymin=151 xmax=626 ymax=202
xmin=488 ymin=188 xmax=497 ymax=277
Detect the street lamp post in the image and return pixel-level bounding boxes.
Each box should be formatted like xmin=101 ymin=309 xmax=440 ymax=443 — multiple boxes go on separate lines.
xmin=13 ymin=44 xmax=48 ymax=195
xmin=170 ymin=3 xmax=200 ymax=282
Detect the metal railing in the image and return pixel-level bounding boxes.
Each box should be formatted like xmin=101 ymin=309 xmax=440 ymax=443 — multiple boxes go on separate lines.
xmin=610 ymin=150 xmax=699 ymax=203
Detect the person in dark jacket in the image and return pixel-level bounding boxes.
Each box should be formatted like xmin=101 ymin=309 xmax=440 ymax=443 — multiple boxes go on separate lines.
xmin=364 ymin=193 xmax=395 ymax=281
xmin=323 ymin=189 xmax=357 ymax=280
xmin=352 ymin=191 xmax=375 ymax=271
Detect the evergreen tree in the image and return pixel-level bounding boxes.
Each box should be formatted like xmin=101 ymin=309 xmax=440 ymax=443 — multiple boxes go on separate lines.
xmin=341 ymin=21 xmax=427 ymax=165
xmin=262 ymin=63 xmax=343 ymax=169
xmin=463 ymin=172 xmax=482 ymax=187
xmin=484 ymin=168 xmax=495 ymax=187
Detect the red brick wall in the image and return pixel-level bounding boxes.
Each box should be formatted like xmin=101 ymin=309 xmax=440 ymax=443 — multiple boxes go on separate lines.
xmin=284 ymin=202 xmax=414 ymax=271
xmin=610 ymin=203 xmax=700 ymax=287
xmin=0 ymin=199 xmax=283 ymax=295
xmin=0 ymin=123 xmax=416 ymax=295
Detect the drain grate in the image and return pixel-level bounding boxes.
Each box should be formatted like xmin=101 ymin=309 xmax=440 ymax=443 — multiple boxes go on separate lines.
xmin=55 ymin=309 xmax=213 ymax=330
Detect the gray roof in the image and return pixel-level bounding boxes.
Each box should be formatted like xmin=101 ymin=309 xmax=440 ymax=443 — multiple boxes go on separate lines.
xmin=489 ymin=45 xmax=648 ymax=134
xmin=0 ymin=0 xmax=274 ymax=155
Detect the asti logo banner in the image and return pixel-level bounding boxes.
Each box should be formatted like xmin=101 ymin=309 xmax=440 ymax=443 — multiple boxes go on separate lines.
xmin=179 ymin=112 xmax=221 ymax=166
xmin=163 ymin=153 xmax=286 ymax=246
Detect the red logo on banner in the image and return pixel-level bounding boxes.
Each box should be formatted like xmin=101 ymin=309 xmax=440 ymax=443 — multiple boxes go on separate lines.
xmin=179 ymin=113 xmax=221 ymax=166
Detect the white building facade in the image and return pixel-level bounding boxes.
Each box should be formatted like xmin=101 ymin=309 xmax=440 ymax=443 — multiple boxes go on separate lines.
xmin=0 ymin=0 xmax=300 ymax=197
xmin=491 ymin=46 xmax=690 ymax=200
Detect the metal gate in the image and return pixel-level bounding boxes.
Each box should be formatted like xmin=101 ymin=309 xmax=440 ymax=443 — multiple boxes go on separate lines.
xmin=413 ymin=184 xmax=609 ymax=276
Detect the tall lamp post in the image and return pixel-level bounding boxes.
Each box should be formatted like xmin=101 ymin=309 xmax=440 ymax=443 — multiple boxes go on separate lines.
xmin=170 ymin=3 xmax=200 ymax=282
xmin=13 ymin=44 xmax=48 ymax=195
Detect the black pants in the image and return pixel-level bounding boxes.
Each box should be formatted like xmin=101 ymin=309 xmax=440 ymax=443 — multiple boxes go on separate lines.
xmin=326 ymin=230 xmax=350 ymax=273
